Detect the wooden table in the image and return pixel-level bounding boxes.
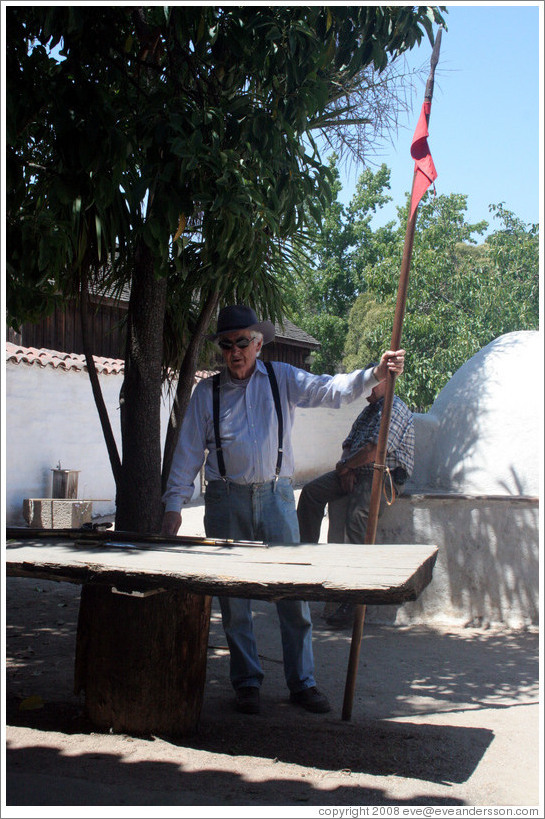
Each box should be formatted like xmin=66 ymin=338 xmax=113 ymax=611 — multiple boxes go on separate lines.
xmin=6 ymin=529 xmax=437 ymax=603
xmin=6 ymin=528 xmax=438 ymax=735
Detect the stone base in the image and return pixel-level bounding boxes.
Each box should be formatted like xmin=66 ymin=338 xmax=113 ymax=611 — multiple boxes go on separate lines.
xmin=327 ymin=492 xmax=539 ymax=628
xmin=22 ymin=499 xmax=93 ymax=529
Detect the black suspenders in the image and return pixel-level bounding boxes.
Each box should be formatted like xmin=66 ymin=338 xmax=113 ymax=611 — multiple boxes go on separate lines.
xmin=212 ymin=362 xmax=284 ymax=480
xmin=264 ymin=361 xmax=284 ymax=479
xmin=212 ymin=371 xmax=226 ymax=477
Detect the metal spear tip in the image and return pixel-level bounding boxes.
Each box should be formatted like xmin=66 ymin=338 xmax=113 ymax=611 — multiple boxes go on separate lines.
xmin=430 ymin=26 xmax=443 ymax=70
xmin=425 ymin=26 xmax=443 ymax=102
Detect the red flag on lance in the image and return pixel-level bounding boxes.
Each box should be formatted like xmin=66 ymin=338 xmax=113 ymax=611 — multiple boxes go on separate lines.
xmin=409 ymin=100 xmax=438 ymax=220
xmin=341 ymin=27 xmax=443 ymax=722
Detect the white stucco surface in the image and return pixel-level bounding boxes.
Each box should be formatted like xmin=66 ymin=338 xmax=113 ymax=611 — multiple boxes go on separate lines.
xmin=6 ymin=363 xmax=121 ymax=523
xmin=4 ymin=361 xmax=184 ymax=525
xmin=367 ymin=494 xmax=537 ymax=628
xmin=407 ymin=331 xmax=541 ymax=496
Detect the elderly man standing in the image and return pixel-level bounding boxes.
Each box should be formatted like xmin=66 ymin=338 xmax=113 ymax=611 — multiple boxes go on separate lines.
xmin=162 ymin=304 xmax=405 ymax=715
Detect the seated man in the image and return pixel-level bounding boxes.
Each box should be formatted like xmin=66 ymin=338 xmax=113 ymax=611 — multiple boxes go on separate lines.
xmin=297 ymin=368 xmax=415 ymax=628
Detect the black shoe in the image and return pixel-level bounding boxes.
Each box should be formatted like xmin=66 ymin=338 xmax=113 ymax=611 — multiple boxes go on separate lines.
xmin=235 ymin=686 xmax=260 ymax=714
xmin=290 ymin=686 xmax=331 ymax=713
xmin=326 ymin=602 xmax=355 ymax=629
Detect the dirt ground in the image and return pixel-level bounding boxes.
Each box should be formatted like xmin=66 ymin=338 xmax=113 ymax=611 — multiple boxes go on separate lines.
xmin=3 ymin=498 xmax=542 ymax=814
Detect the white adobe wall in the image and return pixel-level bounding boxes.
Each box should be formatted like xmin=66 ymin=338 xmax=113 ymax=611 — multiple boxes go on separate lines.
xmin=4 ymin=361 xmax=178 ymax=525
xmin=6 ymin=362 xmax=119 ymax=524
xmin=342 ymin=493 xmax=540 ymax=629
xmin=406 ymin=330 xmax=541 ymax=496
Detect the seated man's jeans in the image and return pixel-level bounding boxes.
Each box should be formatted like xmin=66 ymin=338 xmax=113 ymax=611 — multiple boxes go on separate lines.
xmin=297 ymin=469 xmax=402 ymax=545
xmin=204 ymin=478 xmax=315 ymax=693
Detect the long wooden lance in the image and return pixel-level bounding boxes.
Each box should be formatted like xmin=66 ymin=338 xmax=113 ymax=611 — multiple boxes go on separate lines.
xmin=342 ymin=28 xmax=443 ymax=722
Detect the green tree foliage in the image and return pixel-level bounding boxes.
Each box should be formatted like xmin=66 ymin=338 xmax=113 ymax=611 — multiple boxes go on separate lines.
xmin=343 ymin=293 xmax=392 ymax=372
xmin=286 ymin=158 xmax=398 ymax=373
xmin=6 ymin=8 xmax=134 ymax=322
xmin=344 ymin=194 xmax=539 ymax=412
xmin=6 ymin=5 xmax=447 ymax=529
xmin=484 ymin=203 xmax=539 ymax=330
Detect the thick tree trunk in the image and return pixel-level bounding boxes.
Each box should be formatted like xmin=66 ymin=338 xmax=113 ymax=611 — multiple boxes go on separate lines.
xmin=75 ymin=583 xmax=212 ymax=736
xmin=116 ymin=241 xmax=166 ymax=533
xmin=75 ymin=241 xmax=212 ymax=737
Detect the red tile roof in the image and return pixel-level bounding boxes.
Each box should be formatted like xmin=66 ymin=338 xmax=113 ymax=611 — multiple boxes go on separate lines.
xmin=6 ymin=343 xmax=125 ymax=375
xmin=6 ymin=343 xmax=215 ymax=380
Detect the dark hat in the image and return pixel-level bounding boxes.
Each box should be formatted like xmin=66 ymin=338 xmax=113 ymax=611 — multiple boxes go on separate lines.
xmin=208 ymin=305 xmax=276 ymax=345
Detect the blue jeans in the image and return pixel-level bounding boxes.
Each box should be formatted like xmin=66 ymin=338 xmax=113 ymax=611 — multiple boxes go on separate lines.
xmin=204 ymin=479 xmax=315 ymax=694
xmin=297 ymin=468 xmax=402 ymax=544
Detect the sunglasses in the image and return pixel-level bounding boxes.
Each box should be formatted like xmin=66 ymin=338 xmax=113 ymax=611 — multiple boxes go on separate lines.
xmin=217 ymin=336 xmax=256 ymax=351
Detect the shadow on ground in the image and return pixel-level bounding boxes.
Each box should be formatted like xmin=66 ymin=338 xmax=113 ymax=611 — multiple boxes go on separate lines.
xmin=5 ymin=578 xmax=539 ymax=807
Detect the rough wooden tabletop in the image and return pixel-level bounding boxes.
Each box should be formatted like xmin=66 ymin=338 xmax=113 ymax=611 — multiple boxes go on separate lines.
xmin=6 ymin=528 xmax=438 ymax=605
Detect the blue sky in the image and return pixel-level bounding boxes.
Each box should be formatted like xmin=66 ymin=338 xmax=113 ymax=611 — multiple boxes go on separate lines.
xmin=335 ymin=3 xmax=542 ymax=240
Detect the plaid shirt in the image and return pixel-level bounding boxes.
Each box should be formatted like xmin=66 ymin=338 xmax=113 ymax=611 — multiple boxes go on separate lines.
xmin=342 ymin=395 xmax=415 ymax=480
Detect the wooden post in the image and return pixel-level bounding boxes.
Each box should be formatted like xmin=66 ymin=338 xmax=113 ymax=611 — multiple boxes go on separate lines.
xmin=74 ymin=583 xmax=212 ymax=736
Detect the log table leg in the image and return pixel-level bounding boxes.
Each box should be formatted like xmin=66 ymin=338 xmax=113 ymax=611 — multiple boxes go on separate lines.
xmin=74 ymin=582 xmax=212 ymax=736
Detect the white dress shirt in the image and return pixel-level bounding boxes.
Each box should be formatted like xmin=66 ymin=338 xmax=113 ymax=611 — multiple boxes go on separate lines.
xmin=162 ymin=359 xmax=378 ymax=513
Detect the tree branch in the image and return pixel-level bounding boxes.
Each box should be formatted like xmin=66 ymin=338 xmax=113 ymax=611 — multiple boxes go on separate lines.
xmin=161 ymin=288 xmax=220 ymax=495
xmin=80 ymin=266 xmax=123 ymax=487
